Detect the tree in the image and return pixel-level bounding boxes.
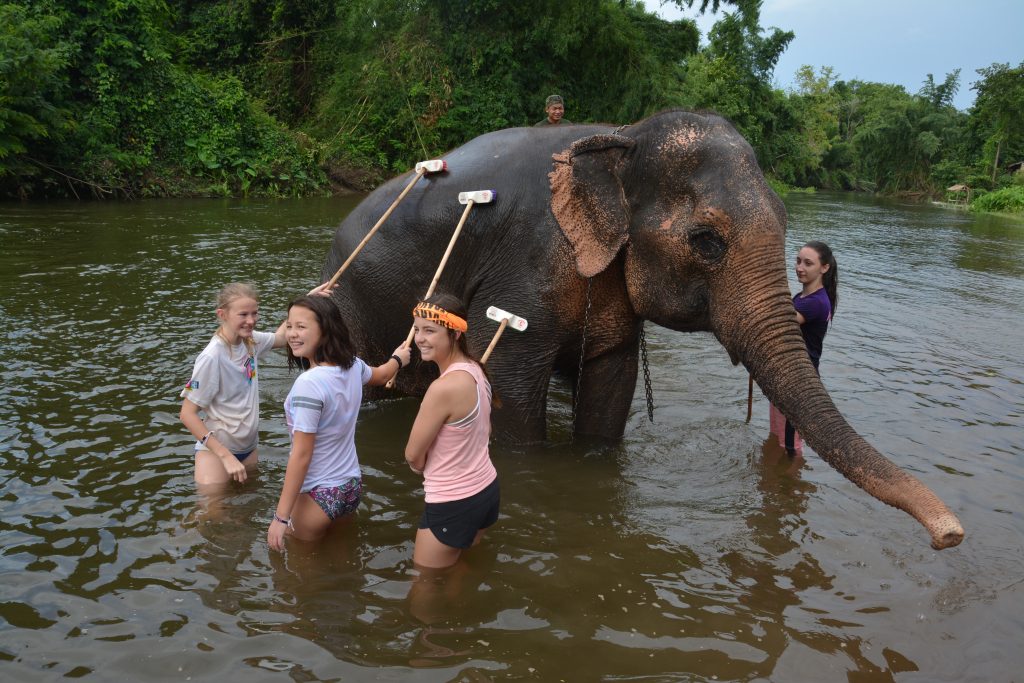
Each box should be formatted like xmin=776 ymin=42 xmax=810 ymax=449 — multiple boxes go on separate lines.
xmin=971 ymin=61 xmax=1024 ymax=183
xmin=0 ymin=4 xmax=71 ymax=187
xmin=786 ymin=65 xmax=839 ymax=185
xmin=678 ymin=1 xmax=793 ymax=171
xmin=840 ymin=73 xmax=965 ymax=195
xmin=308 ymin=0 xmax=700 ymax=178
xmin=919 ymin=70 xmax=960 ymax=109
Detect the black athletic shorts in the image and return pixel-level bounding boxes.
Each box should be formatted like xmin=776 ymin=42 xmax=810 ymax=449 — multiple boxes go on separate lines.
xmin=419 ymin=477 xmax=500 ymax=549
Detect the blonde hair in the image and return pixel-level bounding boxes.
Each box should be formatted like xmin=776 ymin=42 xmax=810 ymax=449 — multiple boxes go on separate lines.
xmin=215 ymin=282 xmax=259 ymax=353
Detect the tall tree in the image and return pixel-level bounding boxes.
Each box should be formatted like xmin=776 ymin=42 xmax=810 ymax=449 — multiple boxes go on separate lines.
xmin=0 ymin=4 xmax=71 ymax=188
xmin=919 ymin=70 xmax=960 ymax=109
xmin=971 ymin=61 xmax=1024 ymax=182
xmin=787 ymin=65 xmax=839 ymax=185
xmin=678 ymin=1 xmax=793 ymax=170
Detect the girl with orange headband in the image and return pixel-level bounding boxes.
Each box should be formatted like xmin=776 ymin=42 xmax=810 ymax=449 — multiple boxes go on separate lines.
xmin=404 ymin=293 xmax=499 ymax=568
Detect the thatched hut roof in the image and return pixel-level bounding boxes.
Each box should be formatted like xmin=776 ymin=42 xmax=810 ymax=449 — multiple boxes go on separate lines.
xmin=947 ymin=184 xmax=970 ymax=192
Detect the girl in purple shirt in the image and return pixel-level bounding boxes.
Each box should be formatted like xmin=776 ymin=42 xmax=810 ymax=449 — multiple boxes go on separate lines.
xmin=770 ymin=241 xmax=839 ymax=453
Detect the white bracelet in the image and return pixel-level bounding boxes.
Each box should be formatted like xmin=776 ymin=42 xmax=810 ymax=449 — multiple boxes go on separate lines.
xmin=199 ymin=430 xmax=214 ymax=445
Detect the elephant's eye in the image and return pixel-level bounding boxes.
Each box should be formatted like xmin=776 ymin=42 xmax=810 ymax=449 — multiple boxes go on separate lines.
xmin=689 ymin=226 xmax=726 ymax=262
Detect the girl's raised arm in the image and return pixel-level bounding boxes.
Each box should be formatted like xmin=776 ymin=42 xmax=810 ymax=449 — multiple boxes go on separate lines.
xmin=367 ymin=345 xmax=412 ymax=386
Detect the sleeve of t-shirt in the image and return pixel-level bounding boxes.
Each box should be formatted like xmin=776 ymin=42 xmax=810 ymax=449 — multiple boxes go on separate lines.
xmin=289 ymin=374 xmax=325 ymax=434
xmin=355 ymin=358 xmax=372 ymax=385
xmin=795 ymin=292 xmax=830 ymax=324
xmin=253 ymin=330 xmax=277 ymax=359
xmin=180 ymin=349 xmax=220 ymax=408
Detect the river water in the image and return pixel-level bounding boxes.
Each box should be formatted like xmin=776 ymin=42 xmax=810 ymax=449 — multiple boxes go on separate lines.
xmin=1 ymin=193 xmax=1021 ymax=682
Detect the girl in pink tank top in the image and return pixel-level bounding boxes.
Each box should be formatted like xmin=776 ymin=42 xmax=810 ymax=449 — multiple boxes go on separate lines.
xmin=405 ymin=294 xmax=500 ymax=569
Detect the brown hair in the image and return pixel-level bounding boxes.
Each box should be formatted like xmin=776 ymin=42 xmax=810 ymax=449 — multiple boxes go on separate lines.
xmin=285 ymin=296 xmax=357 ymax=372
xmin=804 ymin=241 xmax=839 ymax=318
xmin=418 ymin=292 xmax=498 ymax=406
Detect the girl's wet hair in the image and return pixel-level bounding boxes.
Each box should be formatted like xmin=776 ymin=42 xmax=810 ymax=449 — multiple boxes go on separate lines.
xmin=216 ymin=282 xmax=259 ymax=352
xmin=217 ymin=282 xmax=258 ymax=310
xmin=286 ymin=295 xmax=356 ymax=371
xmin=805 ymin=241 xmax=839 ymax=317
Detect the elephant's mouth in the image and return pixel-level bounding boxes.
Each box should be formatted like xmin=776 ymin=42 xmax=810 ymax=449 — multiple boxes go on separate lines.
xmin=643 ymin=280 xmax=712 ymax=334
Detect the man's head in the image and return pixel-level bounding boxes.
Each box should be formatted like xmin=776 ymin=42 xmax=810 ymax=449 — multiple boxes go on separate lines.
xmin=545 ymin=94 xmax=565 ymax=124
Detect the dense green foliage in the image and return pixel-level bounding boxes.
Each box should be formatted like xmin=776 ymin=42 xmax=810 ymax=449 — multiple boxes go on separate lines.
xmin=970 ymin=185 xmax=1024 ymax=214
xmin=1 ymin=4 xmax=72 ymax=184
xmin=1 ymin=0 xmax=324 ymax=198
xmin=2 ymin=0 xmax=1022 ymax=211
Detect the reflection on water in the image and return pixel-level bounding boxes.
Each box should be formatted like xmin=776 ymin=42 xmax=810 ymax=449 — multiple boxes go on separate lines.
xmin=1 ymin=194 xmax=1022 ymax=681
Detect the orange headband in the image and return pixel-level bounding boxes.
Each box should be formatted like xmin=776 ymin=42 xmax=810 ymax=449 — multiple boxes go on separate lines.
xmin=413 ymin=302 xmax=468 ymax=332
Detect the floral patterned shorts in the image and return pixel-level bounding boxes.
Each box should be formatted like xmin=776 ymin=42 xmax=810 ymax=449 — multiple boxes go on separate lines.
xmin=307 ymin=477 xmax=362 ymax=521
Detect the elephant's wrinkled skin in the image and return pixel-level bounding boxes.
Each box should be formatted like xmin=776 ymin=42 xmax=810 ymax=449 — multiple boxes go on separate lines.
xmin=324 ymin=110 xmax=964 ymax=549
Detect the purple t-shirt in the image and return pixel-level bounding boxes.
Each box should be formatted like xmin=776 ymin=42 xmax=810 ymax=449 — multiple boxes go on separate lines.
xmin=794 ymin=288 xmax=832 ymax=368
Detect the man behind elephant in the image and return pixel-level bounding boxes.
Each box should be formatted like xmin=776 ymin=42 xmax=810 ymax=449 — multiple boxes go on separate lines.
xmin=534 ymin=94 xmax=573 ymax=126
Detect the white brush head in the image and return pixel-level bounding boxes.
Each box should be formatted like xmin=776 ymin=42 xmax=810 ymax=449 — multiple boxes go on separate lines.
xmin=415 ymin=159 xmax=447 ymax=174
xmin=486 ymin=306 xmax=528 ymax=331
xmin=458 ymin=190 xmax=496 ymax=204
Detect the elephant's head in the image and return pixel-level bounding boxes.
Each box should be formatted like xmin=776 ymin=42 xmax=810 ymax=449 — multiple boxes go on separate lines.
xmin=549 ymin=110 xmax=964 ymax=549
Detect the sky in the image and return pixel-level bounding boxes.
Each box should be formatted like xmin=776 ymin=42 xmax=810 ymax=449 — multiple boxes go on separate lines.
xmin=654 ymin=0 xmax=1024 ymax=111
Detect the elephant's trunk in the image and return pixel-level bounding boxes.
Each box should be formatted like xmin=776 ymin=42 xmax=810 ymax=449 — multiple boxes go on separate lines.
xmin=711 ymin=237 xmax=964 ymax=549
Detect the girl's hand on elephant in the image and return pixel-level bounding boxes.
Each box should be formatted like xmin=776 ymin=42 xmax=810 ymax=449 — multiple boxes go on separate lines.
xmin=307 ymin=281 xmax=336 ymax=298
xmin=391 ymin=345 xmax=412 ymax=369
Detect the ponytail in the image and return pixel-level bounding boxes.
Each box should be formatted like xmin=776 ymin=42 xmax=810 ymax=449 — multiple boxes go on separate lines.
xmin=805 ymin=241 xmax=838 ymax=318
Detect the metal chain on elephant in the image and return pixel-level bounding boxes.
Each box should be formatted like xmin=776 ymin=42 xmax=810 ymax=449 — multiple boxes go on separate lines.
xmin=571 ymin=278 xmax=593 ymax=441
xmin=640 ymin=324 xmax=655 ymax=422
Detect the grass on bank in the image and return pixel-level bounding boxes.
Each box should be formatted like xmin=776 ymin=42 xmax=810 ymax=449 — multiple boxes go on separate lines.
xmin=970 ymin=185 xmax=1024 ymax=214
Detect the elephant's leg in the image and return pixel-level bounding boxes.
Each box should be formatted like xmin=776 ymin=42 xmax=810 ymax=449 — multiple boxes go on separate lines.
xmin=573 ymin=339 xmax=639 ymax=439
xmin=487 ymin=355 xmax=553 ymax=445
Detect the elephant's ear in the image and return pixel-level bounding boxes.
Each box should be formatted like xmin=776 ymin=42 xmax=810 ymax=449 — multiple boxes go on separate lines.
xmin=549 ymin=134 xmax=634 ymax=278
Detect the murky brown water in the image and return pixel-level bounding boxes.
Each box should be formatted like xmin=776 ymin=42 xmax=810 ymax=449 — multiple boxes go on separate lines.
xmin=1 ymin=193 xmax=1022 ymax=682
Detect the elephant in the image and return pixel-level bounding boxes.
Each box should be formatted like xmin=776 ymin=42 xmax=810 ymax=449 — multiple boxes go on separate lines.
xmin=323 ymin=109 xmax=965 ymax=550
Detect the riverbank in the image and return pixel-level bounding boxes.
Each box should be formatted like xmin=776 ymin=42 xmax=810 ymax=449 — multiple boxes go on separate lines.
xmin=969 ymin=184 xmax=1024 ymax=214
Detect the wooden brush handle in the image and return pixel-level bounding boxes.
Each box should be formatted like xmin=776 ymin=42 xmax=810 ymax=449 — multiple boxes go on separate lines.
xmin=327 ymin=168 xmax=425 ymax=288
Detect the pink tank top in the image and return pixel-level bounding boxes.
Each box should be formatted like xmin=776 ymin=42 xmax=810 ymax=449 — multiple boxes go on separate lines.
xmin=423 ymin=362 xmax=496 ymax=503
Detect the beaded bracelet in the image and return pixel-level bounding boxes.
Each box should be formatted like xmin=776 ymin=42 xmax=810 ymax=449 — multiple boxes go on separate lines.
xmin=390 ymin=354 xmax=404 ymax=369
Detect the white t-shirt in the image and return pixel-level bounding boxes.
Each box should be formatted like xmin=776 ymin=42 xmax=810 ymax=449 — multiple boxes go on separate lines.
xmin=284 ymin=360 xmax=372 ymax=492
xmin=181 ymin=330 xmax=277 ymax=454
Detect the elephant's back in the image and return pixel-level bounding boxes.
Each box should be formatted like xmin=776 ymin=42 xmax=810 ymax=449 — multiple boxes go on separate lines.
xmin=323 ymin=123 xmax=611 ymax=361
xmin=327 ymin=124 xmax=613 ymax=267
xmin=442 ymin=124 xmax=612 ymax=182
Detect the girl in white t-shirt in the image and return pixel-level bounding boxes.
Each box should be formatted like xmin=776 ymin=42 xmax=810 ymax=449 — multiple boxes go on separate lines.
xmin=180 ymin=282 xmax=332 ymax=486
xmin=267 ymin=295 xmax=411 ymax=550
